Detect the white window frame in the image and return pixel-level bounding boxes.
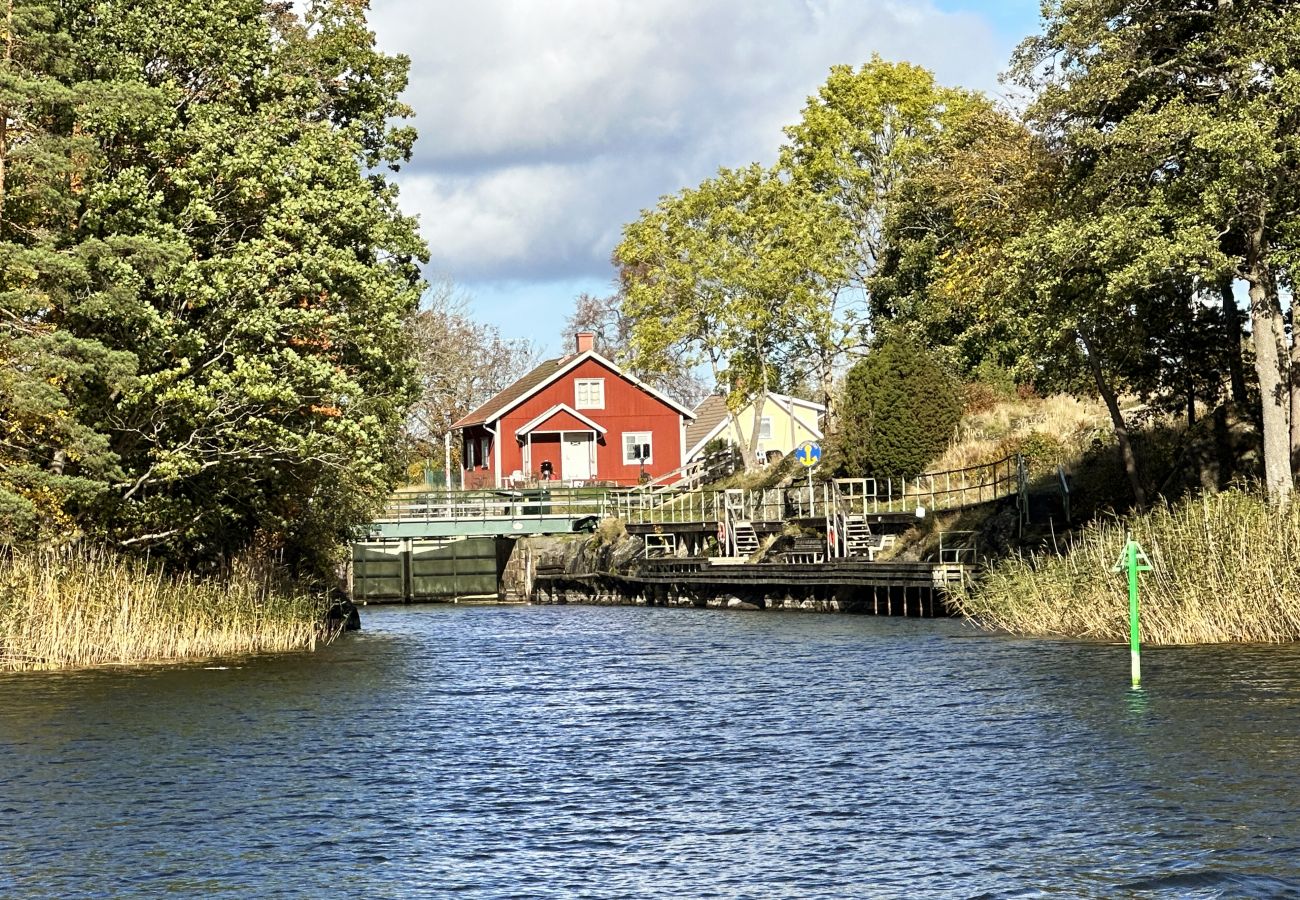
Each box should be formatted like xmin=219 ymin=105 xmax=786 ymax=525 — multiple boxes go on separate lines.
xmin=758 ymin=416 xmax=773 ymax=441
xmin=623 ymin=431 xmax=653 ymax=465
xmin=574 ymin=378 xmax=605 ymax=410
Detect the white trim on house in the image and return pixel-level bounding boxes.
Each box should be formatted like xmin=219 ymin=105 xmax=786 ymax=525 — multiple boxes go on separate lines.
xmin=622 ymin=431 xmax=653 ymax=465
xmin=684 ymin=416 xmax=733 ymax=463
xmin=475 ymin=350 xmax=697 ymax=426
xmin=679 ymin=414 xmax=686 ymax=471
xmin=514 ymin=403 xmax=608 ymax=437
xmin=768 ymin=392 xmax=825 ymax=440
xmin=488 ymin=422 xmax=502 ymax=489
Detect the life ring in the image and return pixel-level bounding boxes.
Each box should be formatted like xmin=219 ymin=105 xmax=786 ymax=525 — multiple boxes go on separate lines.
xmin=717 ymin=521 xmax=726 ymax=544
xmin=827 ymin=526 xmax=836 ymax=549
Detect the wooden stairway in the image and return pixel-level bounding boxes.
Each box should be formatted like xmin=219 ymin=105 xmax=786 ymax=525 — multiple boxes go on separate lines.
xmin=843 ymin=516 xmax=874 ymax=557
xmin=731 ymin=520 xmax=760 ymax=556
xmin=842 ymin=516 xmax=896 ymax=560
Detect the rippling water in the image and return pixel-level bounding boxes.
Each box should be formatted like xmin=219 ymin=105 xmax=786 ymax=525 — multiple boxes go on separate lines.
xmin=4 ymin=605 xmax=1300 ymax=898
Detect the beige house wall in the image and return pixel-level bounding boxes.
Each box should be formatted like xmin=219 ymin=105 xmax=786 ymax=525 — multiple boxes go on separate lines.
xmin=691 ymin=394 xmax=823 ymax=463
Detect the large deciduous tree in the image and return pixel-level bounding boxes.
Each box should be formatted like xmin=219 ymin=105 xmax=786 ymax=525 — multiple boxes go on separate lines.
xmin=780 ymin=58 xmax=982 ymax=397
xmin=616 ymin=164 xmax=847 ymax=469
xmin=1015 ymin=0 xmax=1300 ymax=502
xmin=0 ymin=0 xmax=428 ymax=573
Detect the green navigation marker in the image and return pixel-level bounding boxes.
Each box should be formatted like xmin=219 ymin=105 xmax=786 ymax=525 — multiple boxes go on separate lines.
xmin=1112 ymin=532 xmax=1152 ymax=689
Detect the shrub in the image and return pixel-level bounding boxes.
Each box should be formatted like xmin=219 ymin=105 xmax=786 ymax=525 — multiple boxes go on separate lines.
xmin=838 ymin=335 xmax=964 ymax=476
xmin=963 ymin=381 xmax=1004 ymax=415
xmin=1000 ymin=430 xmax=1067 ymax=478
xmin=595 ymin=517 xmax=627 ymax=545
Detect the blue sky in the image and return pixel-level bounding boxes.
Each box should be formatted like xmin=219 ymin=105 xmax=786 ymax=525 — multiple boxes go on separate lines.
xmin=368 ymin=1 xmax=1045 ymax=356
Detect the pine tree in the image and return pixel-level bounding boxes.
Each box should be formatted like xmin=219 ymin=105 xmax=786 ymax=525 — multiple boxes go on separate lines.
xmin=0 ymin=0 xmax=135 ymax=544
xmin=56 ymin=0 xmax=428 ymax=570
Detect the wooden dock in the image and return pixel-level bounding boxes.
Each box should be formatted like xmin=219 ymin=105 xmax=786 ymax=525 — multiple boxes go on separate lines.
xmin=532 ymin=557 xmax=970 ymax=617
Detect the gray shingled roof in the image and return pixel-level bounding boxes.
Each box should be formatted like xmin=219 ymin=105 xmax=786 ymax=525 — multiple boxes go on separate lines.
xmin=685 ymin=394 xmax=729 ymax=452
xmin=451 ymin=356 xmax=568 ymax=429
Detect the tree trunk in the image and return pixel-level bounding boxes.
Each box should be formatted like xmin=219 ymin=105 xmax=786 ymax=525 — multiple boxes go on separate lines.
xmin=1245 ymin=229 xmax=1292 ymax=503
xmin=1287 ymin=279 xmax=1300 ymax=473
xmin=1079 ymin=330 xmax=1147 ymax=508
xmin=708 ymin=350 xmax=758 ymax=473
xmin=741 ymin=341 xmax=773 ymax=469
xmin=746 ymin=392 xmax=766 ymax=469
xmin=1220 ymin=277 xmax=1249 ymax=407
xmin=0 ymin=0 xmax=12 ymax=228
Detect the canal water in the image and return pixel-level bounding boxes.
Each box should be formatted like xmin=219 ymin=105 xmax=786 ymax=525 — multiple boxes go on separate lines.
xmin=4 ymin=605 xmax=1300 ymax=899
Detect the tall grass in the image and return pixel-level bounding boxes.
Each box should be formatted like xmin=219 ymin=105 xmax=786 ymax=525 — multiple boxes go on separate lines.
xmin=953 ymin=488 xmax=1300 ymax=644
xmin=0 ymin=550 xmax=331 ymax=671
xmin=929 ymin=393 xmax=1113 ymax=473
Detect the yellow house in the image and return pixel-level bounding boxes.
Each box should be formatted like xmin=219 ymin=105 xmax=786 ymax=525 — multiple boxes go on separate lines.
xmin=684 ymin=391 xmax=825 ymax=465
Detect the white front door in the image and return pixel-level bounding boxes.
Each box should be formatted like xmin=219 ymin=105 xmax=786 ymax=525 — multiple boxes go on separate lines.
xmin=561 ymin=432 xmax=593 ymax=482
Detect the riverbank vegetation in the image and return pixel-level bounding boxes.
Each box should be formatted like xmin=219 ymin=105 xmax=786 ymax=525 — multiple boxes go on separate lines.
xmin=0 ymin=1 xmax=425 ymax=667
xmin=953 ymin=489 xmax=1300 ymax=645
xmin=0 ymin=551 xmax=327 ymax=671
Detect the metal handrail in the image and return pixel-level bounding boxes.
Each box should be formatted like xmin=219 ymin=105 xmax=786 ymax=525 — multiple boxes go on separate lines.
xmin=375 ymin=454 xmax=1026 ymax=529
xmin=377 ymin=487 xmax=611 ymax=523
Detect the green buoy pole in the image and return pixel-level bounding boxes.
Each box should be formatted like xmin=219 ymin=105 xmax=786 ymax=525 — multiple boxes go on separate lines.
xmin=1127 ymin=535 xmax=1141 ymax=689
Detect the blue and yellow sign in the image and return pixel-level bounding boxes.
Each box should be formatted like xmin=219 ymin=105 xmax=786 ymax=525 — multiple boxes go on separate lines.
xmin=794 ymin=441 xmax=821 ymax=468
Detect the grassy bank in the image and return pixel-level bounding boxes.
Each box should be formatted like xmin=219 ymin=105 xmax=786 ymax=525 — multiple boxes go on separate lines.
xmin=953 ymin=488 xmax=1300 ymax=644
xmin=0 ymin=551 xmax=331 ymax=671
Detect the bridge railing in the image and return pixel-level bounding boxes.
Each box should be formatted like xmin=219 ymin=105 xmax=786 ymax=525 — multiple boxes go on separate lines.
xmin=374 ymin=454 xmax=1025 ymax=530
xmin=833 ymin=454 xmax=1023 ymax=517
xmin=377 ymin=488 xmax=613 ymax=523
xmin=613 ymin=454 xmax=1025 ymax=525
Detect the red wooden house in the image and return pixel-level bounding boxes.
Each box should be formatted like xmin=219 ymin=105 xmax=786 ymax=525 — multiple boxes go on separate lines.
xmin=452 ymin=332 xmax=695 ymax=488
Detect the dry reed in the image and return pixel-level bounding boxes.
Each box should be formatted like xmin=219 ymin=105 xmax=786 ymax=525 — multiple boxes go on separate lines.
xmin=0 ymin=550 xmax=330 ymax=671
xmin=953 ymin=488 xmax=1300 ymax=644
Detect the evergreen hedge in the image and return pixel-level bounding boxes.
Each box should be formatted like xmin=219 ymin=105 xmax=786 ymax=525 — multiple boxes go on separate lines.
xmin=838 ymin=335 xmax=963 ymax=476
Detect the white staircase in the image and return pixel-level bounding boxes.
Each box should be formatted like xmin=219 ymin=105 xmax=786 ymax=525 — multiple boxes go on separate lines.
xmin=731 ymin=521 xmax=760 ymax=556
xmin=842 ymin=515 xmax=874 ymax=557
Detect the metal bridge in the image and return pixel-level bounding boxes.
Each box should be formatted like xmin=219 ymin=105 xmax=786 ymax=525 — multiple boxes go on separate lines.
xmin=362 ymin=488 xmax=610 ymax=540
xmin=362 ymin=454 xmax=1027 ymax=546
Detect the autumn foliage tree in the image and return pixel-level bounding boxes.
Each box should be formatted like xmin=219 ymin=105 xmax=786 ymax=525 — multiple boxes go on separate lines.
xmin=616 ymin=163 xmax=847 ymax=469
xmin=408 ymin=278 xmax=542 ymax=474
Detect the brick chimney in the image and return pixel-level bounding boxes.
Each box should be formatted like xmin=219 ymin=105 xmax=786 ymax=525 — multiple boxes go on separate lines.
xmin=575 ymin=331 xmax=596 ymax=354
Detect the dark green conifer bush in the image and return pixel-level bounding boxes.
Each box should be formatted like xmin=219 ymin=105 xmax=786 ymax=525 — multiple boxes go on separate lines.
xmin=838 ymin=335 xmax=963 ymax=477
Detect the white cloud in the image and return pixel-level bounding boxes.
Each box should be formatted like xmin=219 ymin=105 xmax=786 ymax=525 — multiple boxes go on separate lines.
xmin=368 ymin=0 xmax=1020 ymax=291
